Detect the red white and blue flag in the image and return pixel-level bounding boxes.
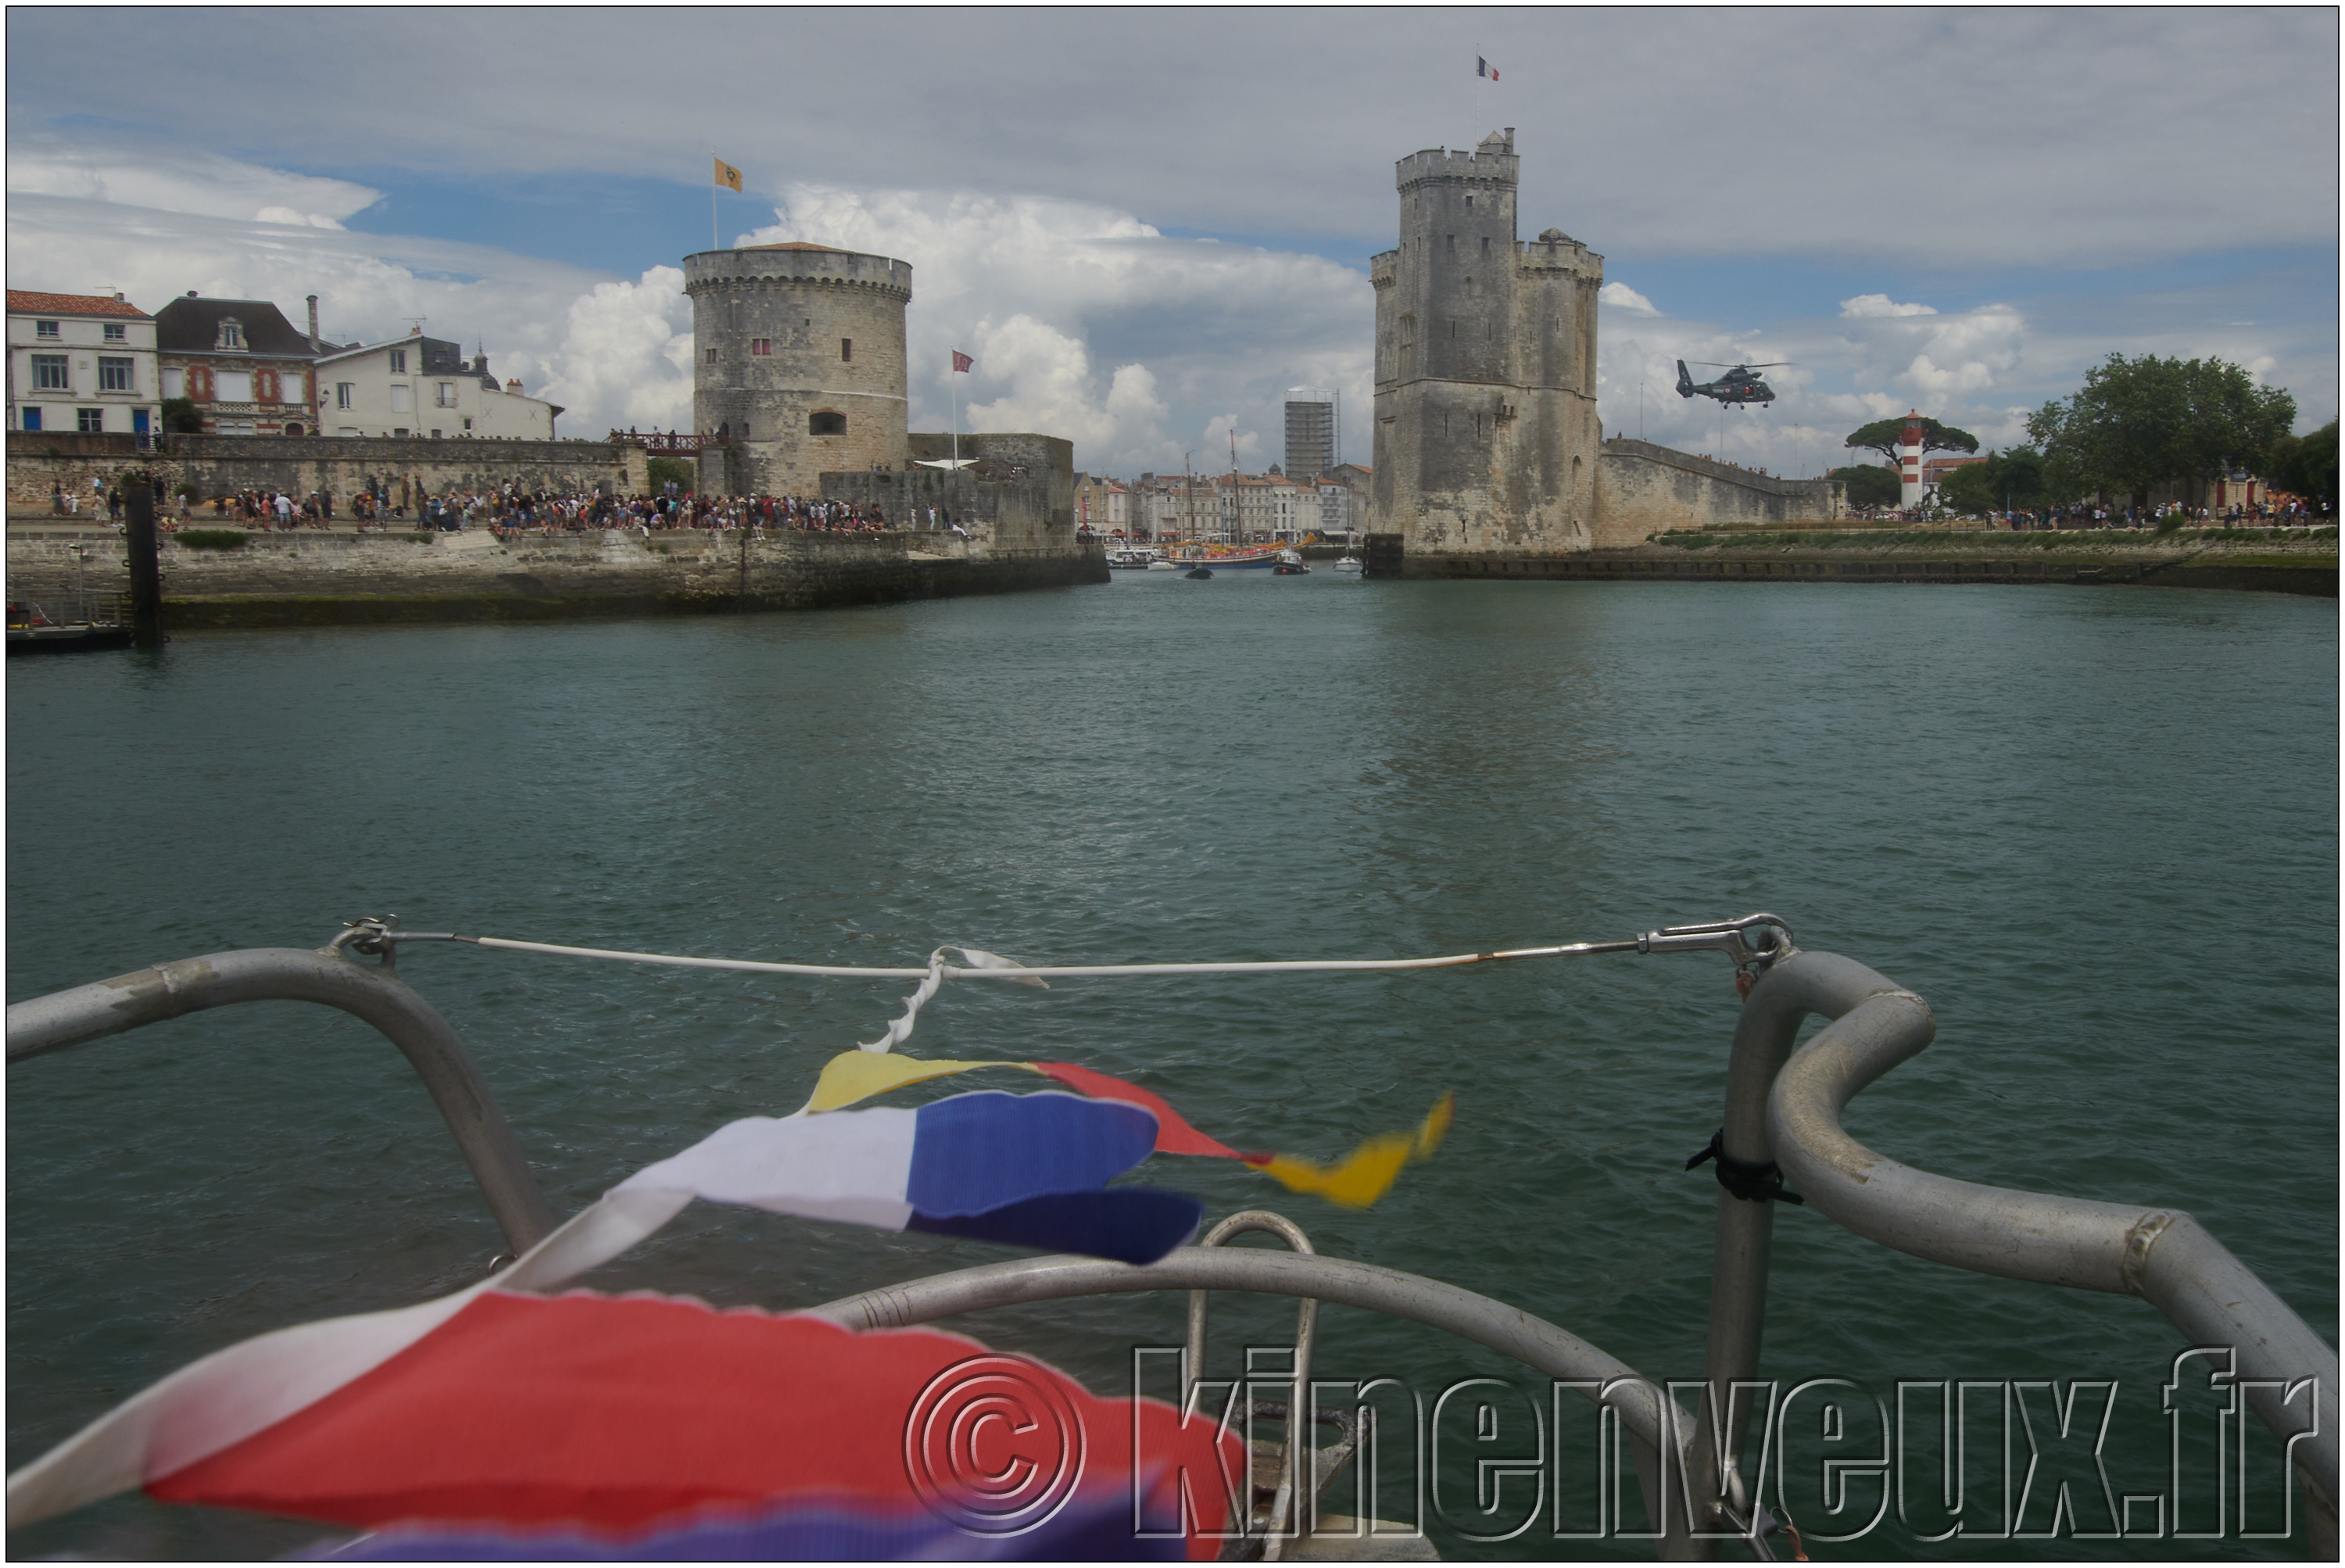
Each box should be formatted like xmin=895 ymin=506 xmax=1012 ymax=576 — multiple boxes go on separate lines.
xmin=1477 ymin=55 xmax=1498 ymax=81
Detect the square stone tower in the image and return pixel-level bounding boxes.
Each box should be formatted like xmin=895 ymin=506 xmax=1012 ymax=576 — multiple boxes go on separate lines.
xmin=1369 ymin=131 xmax=1604 ymax=557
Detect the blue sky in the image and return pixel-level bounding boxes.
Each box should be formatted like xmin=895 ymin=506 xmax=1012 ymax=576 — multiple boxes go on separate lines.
xmin=8 ymin=8 xmax=2335 ymax=475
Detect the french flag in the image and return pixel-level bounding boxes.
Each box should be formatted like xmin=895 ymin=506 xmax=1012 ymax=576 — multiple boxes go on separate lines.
xmin=1477 ymin=55 xmax=1498 ymax=81
xmin=616 ymin=1090 xmax=1202 ymax=1265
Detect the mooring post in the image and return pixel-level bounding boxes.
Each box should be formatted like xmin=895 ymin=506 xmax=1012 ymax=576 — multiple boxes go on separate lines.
xmin=124 ymin=485 xmax=162 ymax=648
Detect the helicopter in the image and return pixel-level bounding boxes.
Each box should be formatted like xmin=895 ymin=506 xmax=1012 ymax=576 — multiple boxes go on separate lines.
xmin=1676 ymin=360 xmax=1787 ymax=407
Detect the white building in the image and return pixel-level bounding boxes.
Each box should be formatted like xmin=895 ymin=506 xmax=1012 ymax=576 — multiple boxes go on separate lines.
xmin=313 ymin=331 xmax=560 ymax=439
xmin=7 ymin=290 xmax=160 ymax=439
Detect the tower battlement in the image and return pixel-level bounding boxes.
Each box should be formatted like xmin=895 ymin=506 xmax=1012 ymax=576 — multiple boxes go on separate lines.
xmin=1394 ymin=130 xmax=1518 ymax=192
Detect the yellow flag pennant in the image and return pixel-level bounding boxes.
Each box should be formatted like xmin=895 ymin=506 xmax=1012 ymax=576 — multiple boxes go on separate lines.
xmin=1248 ymin=1093 xmax=1455 ymax=1209
xmin=714 ymin=157 xmax=743 ymax=192
xmin=801 ymin=1051 xmax=1036 ymax=1113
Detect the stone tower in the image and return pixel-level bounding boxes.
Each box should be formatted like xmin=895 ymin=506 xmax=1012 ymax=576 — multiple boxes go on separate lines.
xmin=682 ymin=242 xmax=911 ymax=495
xmin=1369 ymin=131 xmax=1604 ymax=556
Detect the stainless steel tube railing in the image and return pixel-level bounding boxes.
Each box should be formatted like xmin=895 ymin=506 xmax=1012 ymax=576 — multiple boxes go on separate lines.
xmin=1745 ymin=950 xmax=2337 ymax=1527
xmin=811 ymin=1246 xmax=1705 ymax=1558
xmin=5 ymin=945 xmax=557 ymax=1253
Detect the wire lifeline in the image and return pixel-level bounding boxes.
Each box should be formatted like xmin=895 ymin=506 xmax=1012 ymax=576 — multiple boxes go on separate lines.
xmin=427 ymin=933 xmax=1645 ymax=981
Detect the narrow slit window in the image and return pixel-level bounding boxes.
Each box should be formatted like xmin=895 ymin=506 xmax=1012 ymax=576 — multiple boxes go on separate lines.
xmin=840 ymin=338 xmax=853 ymax=362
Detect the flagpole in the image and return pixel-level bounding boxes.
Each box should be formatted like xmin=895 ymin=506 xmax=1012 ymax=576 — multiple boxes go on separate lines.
xmin=711 ymin=152 xmax=719 ymax=253
xmin=951 ymin=363 xmax=959 ymax=468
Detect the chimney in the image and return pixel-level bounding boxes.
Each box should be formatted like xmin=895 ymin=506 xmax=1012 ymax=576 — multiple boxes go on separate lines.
xmin=505 ymin=378 xmax=522 ymax=393
xmin=306 ymin=295 xmax=320 ymax=354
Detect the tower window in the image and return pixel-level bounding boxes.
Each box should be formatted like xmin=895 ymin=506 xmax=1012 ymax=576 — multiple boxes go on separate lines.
xmin=706 ymin=348 xmax=718 ymax=363
xmin=840 ymin=338 xmax=852 ymax=362
xmin=1446 ymin=234 xmax=1455 ymax=252
xmin=810 ymin=410 xmax=846 ymax=435
xmin=1481 ymin=235 xmax=1490 ymax=254
xmin=751 ymin=338 xmax=772 ymax=356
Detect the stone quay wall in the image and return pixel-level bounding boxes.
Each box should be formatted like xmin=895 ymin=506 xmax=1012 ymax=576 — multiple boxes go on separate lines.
xmin=7 ymin=432 xmax=649 ymax=510
xmin=1591 ymin=439 xmax=1842 ymax=546
xmin=821 ymin=432 xmax=1077 ymax=553
xmin=5 ymin=526 xmax=1107 ymax=628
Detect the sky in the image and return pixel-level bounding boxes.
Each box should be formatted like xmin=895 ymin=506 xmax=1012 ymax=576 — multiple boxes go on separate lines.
xmin=7 ymin=8 xmax=2336 ymax=480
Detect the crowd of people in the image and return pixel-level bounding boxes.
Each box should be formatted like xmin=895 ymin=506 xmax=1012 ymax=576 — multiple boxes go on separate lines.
xmin=48 ymin=474 xmax=973 ymax=539
xmin=1857 ymin=496 xmax=2332 ymax=528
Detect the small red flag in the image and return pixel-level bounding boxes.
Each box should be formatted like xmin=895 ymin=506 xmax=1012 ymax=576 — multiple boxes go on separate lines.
xmin=951 ymin=349 xmax=972 ymax=373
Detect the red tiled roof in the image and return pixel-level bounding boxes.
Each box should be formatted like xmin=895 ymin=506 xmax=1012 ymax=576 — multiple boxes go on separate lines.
xmin=7 ymin=289 xmax=150 ymax=319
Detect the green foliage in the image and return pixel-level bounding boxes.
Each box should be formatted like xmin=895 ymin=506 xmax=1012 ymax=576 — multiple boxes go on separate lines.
xmin=176 ymin=529 xmax=248 ymax=550
xmin=646 ymin=456 xmax=694 ymax=492
xmin=1844 ymin=416 xmax=1979 ymax=464
xmin=2266 ymin=421 xmax=2338 ymax=503
xmin=171 ymin=480 xmax=200 ymax=501
xmin=1937 ymin=446 xmax=2053 ymax=513
xmin=1830 ymin=464 xmax=1901 ymax=507
xmin=2027 ymin=353 xmax=2297 ymax=497
xmin=160 ymin=397 xmax=202 ymax=435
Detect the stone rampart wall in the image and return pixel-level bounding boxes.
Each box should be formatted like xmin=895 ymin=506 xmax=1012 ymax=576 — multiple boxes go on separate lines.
xmin=5 ymin=525 xmax=1104 ymax=625
xmin=6 ymin=432 xmax=647 ymax=509
xmin=1592 ymin=439 xmax=1841 ymax=546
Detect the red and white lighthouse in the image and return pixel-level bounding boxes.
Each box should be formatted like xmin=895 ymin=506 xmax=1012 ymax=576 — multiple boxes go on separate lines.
xmin=1897 ymin=411 xmax=1927 ymax=509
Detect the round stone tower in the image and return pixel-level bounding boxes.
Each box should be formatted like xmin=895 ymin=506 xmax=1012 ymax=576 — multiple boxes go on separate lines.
xmin=682 ymin=242 xmax=911 ymax=496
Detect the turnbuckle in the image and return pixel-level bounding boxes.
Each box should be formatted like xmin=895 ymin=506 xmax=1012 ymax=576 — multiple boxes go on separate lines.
xmin=1637 ymin=912 xmax=1795 ymax=973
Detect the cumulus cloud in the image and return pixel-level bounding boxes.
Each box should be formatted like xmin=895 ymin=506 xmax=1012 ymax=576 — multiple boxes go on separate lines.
xmin=1840 ymin=294 xmax=1938 ymax=318
xmin=741 ymin=185 xmax=1373 ymax=472
xmin=1599 ymin=283 xmax=1660 ymax=316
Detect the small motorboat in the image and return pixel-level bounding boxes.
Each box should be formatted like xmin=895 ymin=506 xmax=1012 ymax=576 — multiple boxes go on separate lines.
xmin=1273 ymin=561 xmax=1311 ymax=575
xmin=1146 ymin=558 xmax=1179 ymax=571
xmin=1332 ymin=555 xmax=1363 ymax=573
xmin=1184 ymin=566 xmax=1215 ymax=580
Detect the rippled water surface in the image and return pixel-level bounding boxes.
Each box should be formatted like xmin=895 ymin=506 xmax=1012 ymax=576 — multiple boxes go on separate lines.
xmin=9 ymin=575 xmax=2336 ymax=1558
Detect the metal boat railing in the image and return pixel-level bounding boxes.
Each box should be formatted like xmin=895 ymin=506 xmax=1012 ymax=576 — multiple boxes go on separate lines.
xmin=5 ymin=916 xmax=2335 ymax=1559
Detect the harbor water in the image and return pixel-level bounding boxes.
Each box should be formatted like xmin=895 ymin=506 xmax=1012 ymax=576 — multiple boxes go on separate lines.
xmin=8 ymin=573 xmax=2336 ymax=1559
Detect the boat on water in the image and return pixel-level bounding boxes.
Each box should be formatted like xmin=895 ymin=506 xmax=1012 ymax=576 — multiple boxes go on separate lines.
xmin=1333 ymin=554 xmax=1363 ymax=573
xmin=6 ymin=597 xmax=133 ymax=655
xmin=1105 ymin=546 xmax=1163 ymax=570
xmin=1146 ymin=557 xmax=1180 ymax=571
xmin=6 ymin=911 xmax=2335 ymax=1560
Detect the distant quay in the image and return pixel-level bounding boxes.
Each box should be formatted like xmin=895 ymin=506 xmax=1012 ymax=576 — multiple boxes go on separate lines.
xmin=1363 ymin=525 xmax=2338 ymax=596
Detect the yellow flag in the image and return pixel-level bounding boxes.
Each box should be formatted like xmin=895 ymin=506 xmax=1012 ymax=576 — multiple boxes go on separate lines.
xmin=714 ymin=157 xmax=743 ymax=192
xmin=1249 ymin=1093 xmax=1455 ymax=1209
xmin=800 ymin=1051 xmax=1036 ymax=1114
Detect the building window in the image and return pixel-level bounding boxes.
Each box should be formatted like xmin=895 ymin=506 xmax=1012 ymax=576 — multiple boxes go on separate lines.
xmin=77 ymin=407 xmax=104 ymax=432
xmin=435 ymin=381 xmax=456 ymax=407
xmin=750 ymin=338 xmax=772 ymax=356
xmin=217 ymin=368 xmax=253 ymax=402
xmin=706 ymin=348 xmax=718 ymax=364
xmin=388 ymin=349 xmax=406 ymax=373
xmin=430 ymin=428 xmax=442 ymax=439
xmin=31 ymin=353 xmax=69 ymax=390
xmin=840 ymin=338 xmax=852 ymax=362
xmin=103 ymin=323 xmax=127 ymax=342
xmin=462 ymin=417 xmax=473 ymax=431
xmin=809 ymin=410 xmax=846 ymax=435
xmin=98 ymin=356 xmax=133 ymax=392
xmin=392 ymin=427 xmax=409 ymax=438
xmin=22 ymin=407 xmax=41 ymax=430
xmin=1446 ymin=234 xmax=1455 ymax=252
xmin=163 ymin=367 xmax=185 ymax=399
xmin=1480 ymin=235 xmax=1490 ymax=254
xmin=389 ymin=384 xmax=410 ymax=413
xmin=337 ymin=382 xmax=354 ymax=410
xmin=220 ymin=320 xmax=243 ymax=349
xmin=35 ymin=320 xmax=59 ymax=338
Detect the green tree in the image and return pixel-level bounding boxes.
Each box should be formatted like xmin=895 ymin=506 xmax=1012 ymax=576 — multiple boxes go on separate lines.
xmin=1939 ymin=446 xmax=2052 ymax=514
xmin=2266 ymin=421 xmax=2338 ymax=504
xmin=1843 ymin=415 xmax=1980 ymax=465
xmin=160 ymin=397 xmax=202 ymax=435
xmin=1829 ymin=464 xmax=1900 ymax=507
xmin=646 ymin=456 xmax=693 ymax=493
xmin=2025 ymin=353 xmax=2296 ymax=499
